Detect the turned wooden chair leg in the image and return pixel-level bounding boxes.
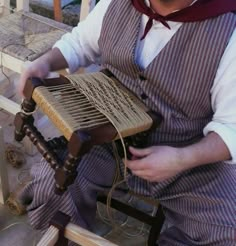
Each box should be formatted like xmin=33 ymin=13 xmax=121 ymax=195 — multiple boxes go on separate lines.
xmin=0 ymin=126 xmax=9 ymax=204
xmin=147 ymin=205 xmax=165 ymax=246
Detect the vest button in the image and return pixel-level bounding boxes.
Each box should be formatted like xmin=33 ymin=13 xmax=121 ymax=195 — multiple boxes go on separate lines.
xmin=139 ymin=75 xmax=147 ymax=81
xmin=141 ymin=93 xmax=148 ymax=100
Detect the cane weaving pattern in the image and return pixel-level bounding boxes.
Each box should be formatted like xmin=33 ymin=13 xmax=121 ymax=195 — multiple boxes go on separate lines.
xmin=32 ymin=72 xmax=153 ymax=140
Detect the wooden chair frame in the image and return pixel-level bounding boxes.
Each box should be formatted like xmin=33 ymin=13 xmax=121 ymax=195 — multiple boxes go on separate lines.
xmin=97 ymin=195 xmax=165 ymax=246
xmin=0 ymin=0 xmax=70 ymax=204
xmin=38 ymin=221 xmax=118 ymax=246
xmin=37 ymin=195 xmax=165 ymax=246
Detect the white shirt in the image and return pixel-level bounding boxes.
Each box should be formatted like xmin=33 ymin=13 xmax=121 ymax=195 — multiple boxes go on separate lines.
xmin=54 ymin=0 xmax=236 ymax=164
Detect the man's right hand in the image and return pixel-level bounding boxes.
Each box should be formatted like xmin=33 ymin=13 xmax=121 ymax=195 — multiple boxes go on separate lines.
xmin=19 ymin=56 xmax=51 ymax=97
xmin=18 ymin=48 xmax=69 ymax=97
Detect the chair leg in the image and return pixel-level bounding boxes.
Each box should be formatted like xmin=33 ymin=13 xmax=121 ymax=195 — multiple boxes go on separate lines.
xmin=0 ymin=126 xmax=9 ymax=204
xmin=148 ymin=205 xmax=165 ymax=246
xmin=98 ymin=195 xmax=165 ymax=246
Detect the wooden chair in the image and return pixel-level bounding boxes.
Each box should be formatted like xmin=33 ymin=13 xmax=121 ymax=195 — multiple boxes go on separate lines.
xmin=0 ymin=0 xmax=72 ymax=205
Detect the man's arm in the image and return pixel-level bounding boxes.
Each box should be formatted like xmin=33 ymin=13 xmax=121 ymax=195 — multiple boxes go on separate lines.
xmin=127 ymin=27 xmax=236 ymax=183
xmin=44 ymin=48 xmax=69 ymax=72
xmin=180 ymin=132 xmax=230 ymax=169
xmin=18 ymin=0 xmax=112 ymax=95
xmin=126 ymin=132 xmax=231 ymax=182
xmin=203 ymin=28 xmax=236 ymax=164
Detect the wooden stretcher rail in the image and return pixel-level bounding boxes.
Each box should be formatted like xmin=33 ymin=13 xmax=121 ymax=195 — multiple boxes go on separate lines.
xmin=37 ymin=223 xmax=118 ymax=246
xmin=0 ymin=50 xmax=26 ymax=74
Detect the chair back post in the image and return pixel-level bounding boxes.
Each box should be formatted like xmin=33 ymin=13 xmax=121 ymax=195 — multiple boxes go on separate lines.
xmin=16 ymin=0 xmax=29 ymax=12
xmin=53 ymin=0 xmax=62 ymax=22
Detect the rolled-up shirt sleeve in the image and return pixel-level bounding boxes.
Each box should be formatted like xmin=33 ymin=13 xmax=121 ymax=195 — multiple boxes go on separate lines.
xmin=53 ymin=0 xmax=111 ymax=73
xmin=203 ymin=28 xmax=236 ymax=164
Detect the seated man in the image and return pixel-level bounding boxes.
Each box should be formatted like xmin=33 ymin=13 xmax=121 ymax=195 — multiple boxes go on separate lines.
xmin=18 ymin=0 xmax=236 ymax=245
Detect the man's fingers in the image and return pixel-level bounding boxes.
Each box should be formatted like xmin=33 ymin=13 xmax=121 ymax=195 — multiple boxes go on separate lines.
xmin=132 ymin=169 xmax=152 ymax=177
xmin=18 ymin=73 xmax=28 ymax=97
xmin=129 ymin=146 xmax=152 ymax=157
xmin=125 ymin=158 xmax=147 ymax=171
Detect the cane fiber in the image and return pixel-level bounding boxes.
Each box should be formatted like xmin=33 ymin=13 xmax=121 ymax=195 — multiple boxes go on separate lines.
xmin=32 ymin=72 xmax=153 ymax=140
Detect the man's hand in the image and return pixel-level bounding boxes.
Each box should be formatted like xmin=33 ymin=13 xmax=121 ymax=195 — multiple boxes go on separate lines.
xmin=19 ymin=58 xmax=51 ymax=96
xmin=126 ymin=146 xmax=184 ymax=182
xmin=18 ymin=48 xmax=68 ymax=97
xmin=125 ymin=132 xmax=231 ymax=182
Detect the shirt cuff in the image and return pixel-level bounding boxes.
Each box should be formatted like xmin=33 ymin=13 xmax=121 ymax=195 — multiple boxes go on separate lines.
xmin=53 ymin=40 xmax=80 ymax=74
xmin=203 ymin=122 xmax=236 ymax=164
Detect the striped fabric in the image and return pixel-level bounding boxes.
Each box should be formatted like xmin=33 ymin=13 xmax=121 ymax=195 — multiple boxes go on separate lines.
xmin=20 ymin=145 xmax=119 ymax=246
xmin=20 ymin=1 xmax=236 ymax=245
xmin=99 ymin=0 xmax=236 ymax=145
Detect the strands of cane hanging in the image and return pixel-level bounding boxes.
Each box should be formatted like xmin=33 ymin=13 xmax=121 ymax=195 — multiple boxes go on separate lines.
xmin=66 ymin=72 xmax=153 ymax=233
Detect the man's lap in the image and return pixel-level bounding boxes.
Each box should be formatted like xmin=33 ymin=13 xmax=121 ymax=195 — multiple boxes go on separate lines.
xmin=20 ymin=145 xmax=236 ymax=244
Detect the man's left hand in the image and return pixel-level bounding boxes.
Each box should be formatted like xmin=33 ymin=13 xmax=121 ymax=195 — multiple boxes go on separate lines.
xmin=125 ymin=146 xmax=184 ymax=182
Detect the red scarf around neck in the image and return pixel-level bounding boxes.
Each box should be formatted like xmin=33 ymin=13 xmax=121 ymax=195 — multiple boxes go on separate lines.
xmin=131 ymin=0 xmax=236 ymax=39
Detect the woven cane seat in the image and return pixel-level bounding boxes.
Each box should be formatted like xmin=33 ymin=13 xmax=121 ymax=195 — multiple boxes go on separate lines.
xmin=32 ymin=72 xmax=154 ymax=141
xmin=0 ymin=11 xmax=72 ymax=61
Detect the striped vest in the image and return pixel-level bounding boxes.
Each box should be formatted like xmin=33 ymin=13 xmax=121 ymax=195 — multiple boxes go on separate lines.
xmin=98 ymin=0 xmax=236 ymax=146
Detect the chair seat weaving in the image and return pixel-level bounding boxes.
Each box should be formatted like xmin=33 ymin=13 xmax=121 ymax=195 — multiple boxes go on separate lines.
xmin=15 ymin=71 xmax=160 ymax=193
xmin=0 ymin=11 xmax=72 ymax=61
xmin=32 ymin=72 xmax=153 ymax=140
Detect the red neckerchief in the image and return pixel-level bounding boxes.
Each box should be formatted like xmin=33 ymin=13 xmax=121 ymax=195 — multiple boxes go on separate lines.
xmin=131 ymin=0 xmax=236 ymax=39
